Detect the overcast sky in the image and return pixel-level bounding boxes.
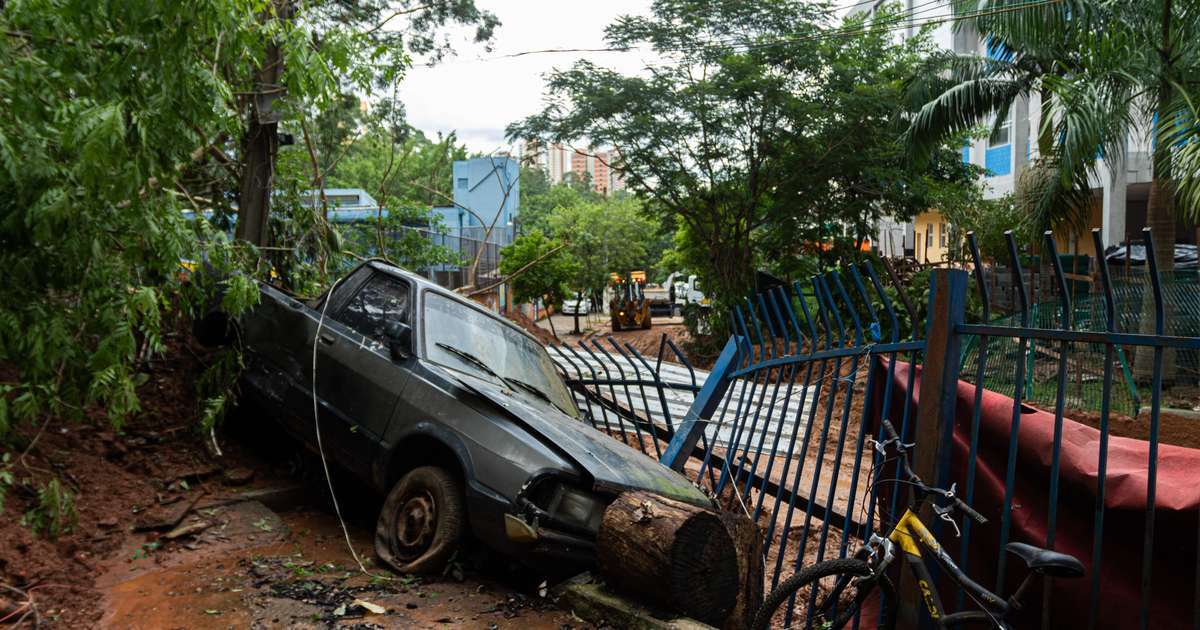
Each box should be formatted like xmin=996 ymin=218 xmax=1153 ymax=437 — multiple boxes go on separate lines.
xmin=395 ymin=1 xmax=870 ymax=153
xmin=396 ymin=0 xmax=658 ymax=154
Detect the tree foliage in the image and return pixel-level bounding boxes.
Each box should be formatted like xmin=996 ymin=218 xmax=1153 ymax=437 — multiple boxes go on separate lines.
xmin=0 ymin=0 xmax=276 ymax=432
xmin=905 ymin=0 xmax=1200 ymax=270
xmin=548 ymin=197 xmax=657 ymax=299
xmin=0 ymin=0 xmax=496 ymax=439
xmin=510 ymin=1 xmax=979 ymax=339
xmin=499 ymin=231 xmax=577 ymax=307
xmin=518 ymin=166 xmax=602 ymax=236
xmin=320 ymin=120 xmax=469 ymax=271
xmin=764 ymin=5 xmax=983 ymax=271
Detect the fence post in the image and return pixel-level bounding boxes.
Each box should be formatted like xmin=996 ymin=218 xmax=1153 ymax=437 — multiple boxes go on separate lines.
xmin=916 ymin=269 xmax=969 ymax=498
xmin=661 ymin=336 xmax=740 ymax=471
xmin=897 ymin=268 xmax=968 ymax=630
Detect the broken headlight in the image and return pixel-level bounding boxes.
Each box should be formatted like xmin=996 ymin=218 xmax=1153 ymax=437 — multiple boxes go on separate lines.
xmin=526 ymin=479 xmax=605 ymax=535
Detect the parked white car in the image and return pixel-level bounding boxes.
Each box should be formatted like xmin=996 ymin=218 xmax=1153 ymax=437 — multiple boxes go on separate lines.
xmin=561 ymin=296 xmax=591 ymax=315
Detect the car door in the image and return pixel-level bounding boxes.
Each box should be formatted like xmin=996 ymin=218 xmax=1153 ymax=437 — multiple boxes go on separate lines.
xmin=315 ymin=271 xmax=413 ymax=476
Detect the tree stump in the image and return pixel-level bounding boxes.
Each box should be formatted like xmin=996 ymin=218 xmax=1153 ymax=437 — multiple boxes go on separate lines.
xmin=596 ymin=491 xmax=739 ymax=627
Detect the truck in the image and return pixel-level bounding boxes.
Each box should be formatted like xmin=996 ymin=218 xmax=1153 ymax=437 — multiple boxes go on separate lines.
xmin=642 ymin=277 xmax=676 ymax=317
xmin=673 ymin=274 xmax=708 ymax=312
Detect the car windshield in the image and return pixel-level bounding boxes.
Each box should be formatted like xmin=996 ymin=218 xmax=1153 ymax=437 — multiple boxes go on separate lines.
xmin=424 ymin=292 xmax=578 ymax=417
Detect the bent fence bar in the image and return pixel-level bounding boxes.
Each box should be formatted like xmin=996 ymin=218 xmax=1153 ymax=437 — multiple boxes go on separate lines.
xmin=550 ymin=227 xmax=1193 ymax=630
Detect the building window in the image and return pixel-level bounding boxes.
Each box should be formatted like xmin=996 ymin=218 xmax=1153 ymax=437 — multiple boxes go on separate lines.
xmin=985 ymin=113 xmax=1014 ymax=176
xmin=457 ymin=177 xmax=468 ymax=189
xmin=989 ymin=117 xmax=1011 ymax=148
xmin=926 ymin=224 xmax=933 ymax=248
xmin=939 ymin=223 xmax=946 ymax=247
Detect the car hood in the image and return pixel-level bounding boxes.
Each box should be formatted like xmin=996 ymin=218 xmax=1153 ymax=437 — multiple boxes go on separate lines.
xmin=448 ymin=370 xmax=713 ymax=508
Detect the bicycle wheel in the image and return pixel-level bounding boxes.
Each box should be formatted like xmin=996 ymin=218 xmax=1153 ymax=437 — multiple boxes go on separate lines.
xmin=754 ymin=559 xmax=895 ymax=630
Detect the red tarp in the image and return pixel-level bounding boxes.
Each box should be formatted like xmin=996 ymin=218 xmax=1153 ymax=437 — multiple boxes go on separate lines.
xmin=873 ymin=361 xmax=1200 ymax=629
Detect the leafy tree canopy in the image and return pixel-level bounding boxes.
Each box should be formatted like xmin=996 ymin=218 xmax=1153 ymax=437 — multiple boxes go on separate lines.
xmin=499 ymin=231 xmax=577 ymax=307
xmin=510 ymin=0 xmax=980 ymax=338
xmin=0 ymin=0 xmax=496 ymax=438
xmin=0 ymin=0 xmax=296 ymax=432
xmin=905 ymin=0 xmax=1200 ymax=272
xmin=547 ymin=196 xmax=658 ymax=299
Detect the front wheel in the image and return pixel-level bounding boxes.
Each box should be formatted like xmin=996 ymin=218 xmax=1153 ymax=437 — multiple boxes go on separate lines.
xmin=753 ymin=559 xmax=895 ymax=630
xmin=375 ymin=466 xmax=465 ymax=575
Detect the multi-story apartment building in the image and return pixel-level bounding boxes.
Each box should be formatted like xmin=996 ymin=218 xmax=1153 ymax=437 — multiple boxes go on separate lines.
xmin=521 ymin=141 xmax=626 ymax=195
xmin=852 ymin=0 xmax=1192 ymax=263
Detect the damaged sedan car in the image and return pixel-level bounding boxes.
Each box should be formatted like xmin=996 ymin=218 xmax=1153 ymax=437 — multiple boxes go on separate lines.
xmin=199 ymin=260 xmax=713 ymax=574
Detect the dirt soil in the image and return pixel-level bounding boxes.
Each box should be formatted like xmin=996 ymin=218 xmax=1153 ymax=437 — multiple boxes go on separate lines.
xmin=0 ymin=336 xmax=588 ymax=629
xmin=1050 ymin=407 xmax=1200 ymax=449
xmin=592 ymin=324 xmax=693 ymax=366
xmin=504 ymin=310 xmax=560 ymax=347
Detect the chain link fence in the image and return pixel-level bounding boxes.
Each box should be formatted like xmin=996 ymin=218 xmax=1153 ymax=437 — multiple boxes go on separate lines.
xmin=960 ymin=270 xmax=1200 ymax=417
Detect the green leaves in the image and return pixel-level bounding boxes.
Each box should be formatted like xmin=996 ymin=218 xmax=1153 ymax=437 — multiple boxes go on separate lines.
xmin=21 ymin=477 xmax=76 ymax=539
xmin=546 ymin=196 xmax=658 ymax=297
xmin=909 ymin=0 xmax=1200 ymax=242
xmin=0 ymin=0 xmax=266 ymax=433
xmin=499 ymin=230 xmax=577 ymax=307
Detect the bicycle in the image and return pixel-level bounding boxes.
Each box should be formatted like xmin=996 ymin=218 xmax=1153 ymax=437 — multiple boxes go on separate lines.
xmin=753 ymin=419 xmax=1085 ymax=629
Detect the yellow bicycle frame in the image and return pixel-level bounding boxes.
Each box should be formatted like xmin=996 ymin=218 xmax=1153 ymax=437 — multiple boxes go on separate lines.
xmin=888 ymin=508 xmax=944 ymax=619
xmin=883 ymin=507 xmax=1008 ymax=622
xmin=889 ymin=507 xmax=942 ymax=558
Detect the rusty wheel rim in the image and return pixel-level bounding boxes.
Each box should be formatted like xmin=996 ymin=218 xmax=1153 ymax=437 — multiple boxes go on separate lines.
xmin=395 ymin=490 xmax=437 ymax=559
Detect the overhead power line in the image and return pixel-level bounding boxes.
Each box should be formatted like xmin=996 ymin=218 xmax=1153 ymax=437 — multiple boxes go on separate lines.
xmin=407 ymin=0 xmax=1061 ymax=70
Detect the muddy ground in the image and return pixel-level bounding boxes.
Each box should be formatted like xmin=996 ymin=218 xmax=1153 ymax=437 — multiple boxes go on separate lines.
xmin=0 ymin=339 xmax=587 ymax=629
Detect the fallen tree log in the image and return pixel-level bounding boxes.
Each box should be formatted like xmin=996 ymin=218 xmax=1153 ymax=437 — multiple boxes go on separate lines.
xmin=720 ymin=511 xmax=764 ymax=630
xmin=596 ymin=491 xmax=739 ymax=627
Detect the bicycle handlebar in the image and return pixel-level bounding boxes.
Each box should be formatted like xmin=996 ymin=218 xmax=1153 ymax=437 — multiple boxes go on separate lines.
xmin=878 ymin=420 xmax=988 ymax=526
xmin=954 ymin=496 xmax=988 ymax=525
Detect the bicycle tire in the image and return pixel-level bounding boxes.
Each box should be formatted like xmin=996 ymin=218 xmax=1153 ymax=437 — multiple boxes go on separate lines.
xmin=753 ymin=559 xmax=896 ymax=630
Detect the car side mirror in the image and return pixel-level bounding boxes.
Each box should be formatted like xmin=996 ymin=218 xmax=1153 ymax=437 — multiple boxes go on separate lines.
xmin=384 ymin=321 xmax=412 ymax=361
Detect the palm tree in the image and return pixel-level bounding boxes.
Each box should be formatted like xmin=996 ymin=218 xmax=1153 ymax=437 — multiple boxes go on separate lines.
xmin=905 ymin=0 xmax=1199 ymax=380
xmin=903 ymin=1 xmax=1096 ymax=237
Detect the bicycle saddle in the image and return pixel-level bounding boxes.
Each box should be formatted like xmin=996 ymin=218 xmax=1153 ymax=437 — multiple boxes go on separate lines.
xmin=1005 ymin=542 xmax=1085 ymax=578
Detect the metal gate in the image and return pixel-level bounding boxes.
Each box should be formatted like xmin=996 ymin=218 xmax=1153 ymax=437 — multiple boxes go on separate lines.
xmin=551 ymin=259 xmax=925 ymax=598
xmin=549 ymin=227 xmax=1192 ymax=629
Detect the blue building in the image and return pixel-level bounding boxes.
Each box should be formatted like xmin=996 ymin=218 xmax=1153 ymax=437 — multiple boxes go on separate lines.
xmin=290 ymin=158 xmax=520 ymax=292
xmin=445 ymin=156 xmax=519 ymax=245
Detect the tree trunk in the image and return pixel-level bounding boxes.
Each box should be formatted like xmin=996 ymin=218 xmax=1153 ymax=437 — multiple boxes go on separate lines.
xmin=573 ymin=290 xmax=582 ymax=334
xmin=235 ymin=112 xmax=278 ymax=246
xmin=1134 ymin=176 xmax=1176 ymax=384
xmin=1134 ymin=0 xmax=1176 ymax=385
xmin=597 ymin=491 xmax=739 ymax=627
xmin=544 ymin=303 xmax=560 ymax=342
xmin=234 ymin=4 xmax=287 ymax=247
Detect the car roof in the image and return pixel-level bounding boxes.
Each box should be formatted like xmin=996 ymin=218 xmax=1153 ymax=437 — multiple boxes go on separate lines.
xmin=364 ymin=260 xmax=542 ymax=346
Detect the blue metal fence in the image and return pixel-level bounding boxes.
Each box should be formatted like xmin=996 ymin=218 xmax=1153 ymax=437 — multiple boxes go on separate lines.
xmin=551 ymin=227 xmax=1192 ymax=629
xmin=552 ymin=260 xmax=927 ymax=625
xmin=954 ymin=228 xmax=1199 ymax=630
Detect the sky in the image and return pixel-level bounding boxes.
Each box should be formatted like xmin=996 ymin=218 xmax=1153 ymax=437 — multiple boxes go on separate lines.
xmin=396 ymin=0 xmax=657 ymax=154
xmin=394 ymin=0 xmax=879 ymax=154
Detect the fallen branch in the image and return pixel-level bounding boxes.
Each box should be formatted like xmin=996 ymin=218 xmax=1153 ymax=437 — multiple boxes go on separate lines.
xmin=462 ymin=242 xmax=568 ymax=297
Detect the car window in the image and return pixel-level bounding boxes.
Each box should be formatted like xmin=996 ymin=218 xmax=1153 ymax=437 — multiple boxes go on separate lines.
xmin=336 ymin=274 xmax=410 ymax=344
